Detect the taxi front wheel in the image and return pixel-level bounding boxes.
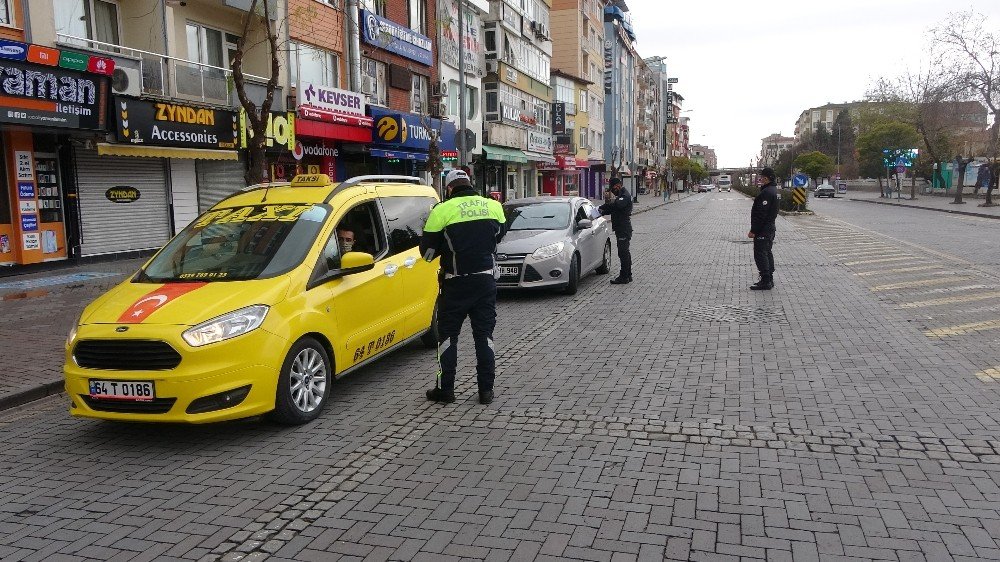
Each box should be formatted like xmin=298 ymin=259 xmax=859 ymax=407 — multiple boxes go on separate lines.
xmin=269 ymin=337 xmax=331 ymax=425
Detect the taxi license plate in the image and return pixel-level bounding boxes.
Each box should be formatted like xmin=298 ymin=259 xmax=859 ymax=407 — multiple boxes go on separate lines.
xmin=89 ymin=380 xmax=155 ymax=401
xmin=499 ymin=266 xmax=520 ymax=277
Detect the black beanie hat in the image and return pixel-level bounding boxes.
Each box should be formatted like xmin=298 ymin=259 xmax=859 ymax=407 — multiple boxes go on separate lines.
xmin=760 ymin=167 xmax=776 ymax=181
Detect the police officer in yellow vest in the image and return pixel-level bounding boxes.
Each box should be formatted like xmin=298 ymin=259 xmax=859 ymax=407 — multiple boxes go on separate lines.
xmin=421 ymin=169 xmax=506 ymax=405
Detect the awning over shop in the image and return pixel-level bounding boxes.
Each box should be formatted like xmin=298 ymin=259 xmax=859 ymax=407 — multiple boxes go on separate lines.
xmin=296 ymin=118 xmax=372 ymax=143
xmin=370 ymin=148 xmax=428 ymax=161
xmin=526 ymin=152 xmax=556 ymax=164
xmin=483 ymin=145 xmax=528 ymax=164
xmin=97 ymin=143 xmax=239 ymax=160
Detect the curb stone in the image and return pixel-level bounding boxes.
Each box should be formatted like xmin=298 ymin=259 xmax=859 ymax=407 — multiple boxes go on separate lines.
xmin=0 ymin=380 xmax=64 ymax=412
xmin=849 ymin=197 xmax=1000 ymax=220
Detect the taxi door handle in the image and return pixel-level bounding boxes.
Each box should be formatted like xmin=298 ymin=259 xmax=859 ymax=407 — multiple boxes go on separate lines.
xmin=403 ymin=257 xmax=417 ymax=269
xmin=384 ymin=264 xmax=399 ymax=277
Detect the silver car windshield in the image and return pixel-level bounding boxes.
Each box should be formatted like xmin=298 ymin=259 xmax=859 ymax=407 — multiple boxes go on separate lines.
xmin=504 ymin=202 xmax=572 ymax=231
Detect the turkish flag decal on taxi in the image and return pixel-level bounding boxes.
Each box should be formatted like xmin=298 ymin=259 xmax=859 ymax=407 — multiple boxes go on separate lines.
xmin=117 ymin=283 xmax=207 ymax=323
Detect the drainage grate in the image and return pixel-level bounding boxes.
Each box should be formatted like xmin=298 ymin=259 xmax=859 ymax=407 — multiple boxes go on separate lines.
xmin=681 ymin=304 xmax=788 ymax=324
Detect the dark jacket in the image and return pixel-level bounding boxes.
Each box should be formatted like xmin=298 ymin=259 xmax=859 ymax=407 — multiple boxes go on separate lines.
xmin=420 ymin=187 xmax=507 ymax=276
xmin=751 ymin=183 xmax=779 ymax=237
xmin=599 ymin=187 xmax=633 ymax=236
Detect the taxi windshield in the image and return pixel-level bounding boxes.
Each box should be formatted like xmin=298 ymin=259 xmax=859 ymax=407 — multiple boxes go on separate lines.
xmin=139 ymin=204 xmax=330 ymax=283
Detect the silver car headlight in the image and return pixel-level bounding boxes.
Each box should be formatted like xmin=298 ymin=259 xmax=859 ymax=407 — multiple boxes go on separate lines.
xmin=182 ymin=305 xmax=269 ymax=347
xmin=532 ymin=242 xmax=565 ymax=260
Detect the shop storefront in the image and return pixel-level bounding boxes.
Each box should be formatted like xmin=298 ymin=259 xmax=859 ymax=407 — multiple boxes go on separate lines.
xmin=239 ymin=109 xmax=297 ymax=190
xmin=96 ymin=96 xmax=241 ymax=246
xmin=366 ymin=107 xmax=456 ymax=177
xmin=540 ymin=155 xmax=584 ymax=196
xmin=525 ymin=130 xmax=555 ymax=198
xmin=294 ymin=81 xmax=372 ymax=181
xmin=0 ymin=42 xmax=114 ymax=266
xmin=482 ymin=122 xmax=529 ymax=201
xmin=584 ymin=161 xmax=606 ymax=200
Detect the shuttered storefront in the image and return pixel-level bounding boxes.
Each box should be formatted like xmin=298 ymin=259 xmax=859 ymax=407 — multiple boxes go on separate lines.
xmin=197 ymin=159 xmax=247 ymax=213
xmin=74 ymin=148 xmax=172 ymax=257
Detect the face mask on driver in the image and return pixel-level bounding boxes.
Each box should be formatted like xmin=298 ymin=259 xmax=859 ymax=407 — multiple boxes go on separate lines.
xmin=338 ymin=233 xmax=354 ymax=253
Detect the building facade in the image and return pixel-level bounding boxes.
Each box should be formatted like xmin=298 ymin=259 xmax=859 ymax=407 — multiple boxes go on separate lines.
xmin=602 ymin=0 xmax=636 ymax=192
xmin=759 ymin=133 xmax=794 ymax=168
xmin=689 ymin=144 xmax=717 ymax=171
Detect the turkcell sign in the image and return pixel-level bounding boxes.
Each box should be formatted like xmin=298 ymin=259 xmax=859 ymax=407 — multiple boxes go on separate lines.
xmin=361 ymin=10 xmax=432 ymax=66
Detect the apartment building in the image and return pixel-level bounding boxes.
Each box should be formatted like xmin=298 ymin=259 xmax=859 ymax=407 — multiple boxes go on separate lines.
xmin=759 ymin=133 xmax=795 ymax=168
xmin=689 ymin=144 xmax=717 ymax=171
xmin=602 ymin=0 xmax=637 ymax=192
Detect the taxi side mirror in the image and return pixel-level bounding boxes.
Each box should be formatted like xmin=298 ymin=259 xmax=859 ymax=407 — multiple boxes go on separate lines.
xmin=335 ymin=251 xmax=375 ymax=277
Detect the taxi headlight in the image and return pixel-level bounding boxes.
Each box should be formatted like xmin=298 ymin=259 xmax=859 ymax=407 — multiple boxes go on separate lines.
xmin=66 ymin=319 xmax=80 ymax=350
xmin=182 ymin=305 xmax=269 ymax=347
xmin=532 ymin=242 xmax=565 ymax=260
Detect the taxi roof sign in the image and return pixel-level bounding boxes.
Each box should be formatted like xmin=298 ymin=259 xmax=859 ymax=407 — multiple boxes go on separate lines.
xmin=290 ymin=174 xmax=333 ymax=188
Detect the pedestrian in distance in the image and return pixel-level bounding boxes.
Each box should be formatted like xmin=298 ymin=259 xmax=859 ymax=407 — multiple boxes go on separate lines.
xmin=420 ymin=169 xmax=507 ymax=405
xmin=599 ymin=176 xmax=634 ymax=284
xmin=748 ymin=167 xmax=779 ymax=290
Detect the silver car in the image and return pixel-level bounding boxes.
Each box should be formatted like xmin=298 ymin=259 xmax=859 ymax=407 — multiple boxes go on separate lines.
xmin=496 ymin=197 xmax=612 ymax=294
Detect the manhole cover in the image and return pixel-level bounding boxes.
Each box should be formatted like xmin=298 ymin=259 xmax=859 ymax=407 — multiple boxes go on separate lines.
xmin=680 ymin=304 xmax=787 ymax=324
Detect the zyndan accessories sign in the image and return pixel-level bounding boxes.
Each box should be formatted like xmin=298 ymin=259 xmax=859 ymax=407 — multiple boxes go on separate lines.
xmin=115 ymin=97 xmax=239 ymax=149
xmin=360 ymin=10 xmax=433 ymax=66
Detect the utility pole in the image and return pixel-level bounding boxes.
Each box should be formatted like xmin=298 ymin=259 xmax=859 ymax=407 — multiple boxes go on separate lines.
xmin=457 ymin=0 xmax=468 ymax=167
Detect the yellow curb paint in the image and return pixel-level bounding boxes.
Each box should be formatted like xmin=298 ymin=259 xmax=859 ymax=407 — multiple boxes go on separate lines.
xmin=976 ymin=367 xmax=1000 ymax=382
xmin=856 ymin=265 xmax=943 ymax=277
xmin=925 ymin=319 xmax=1000 ymax=338
xmin=844 ymin=256 xmax=923 ymax=266
xmin=899 ymin=291 xmax=1000 ymax=309
xmin=871 ymin=277 xmax=974 ymax=292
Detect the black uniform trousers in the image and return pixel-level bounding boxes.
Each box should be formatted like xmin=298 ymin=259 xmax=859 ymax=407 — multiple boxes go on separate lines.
xmin=753 ymin=234 xmax=775 ymax=279
xmin=437 ymin=274 xmax=497 ymax=394
xmin=616 ymin=234 xmax=632 ymax=279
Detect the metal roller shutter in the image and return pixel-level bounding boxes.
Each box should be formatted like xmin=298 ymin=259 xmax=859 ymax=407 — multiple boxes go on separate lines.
xmin=74 ymin=148 xmax=172 ymax=257
xmin=197 ymin=159 xmax=247 ymax=212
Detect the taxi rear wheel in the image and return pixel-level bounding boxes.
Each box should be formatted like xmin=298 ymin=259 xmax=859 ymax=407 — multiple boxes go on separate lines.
xmin=269 ymin=337 xmax=331 ymax=425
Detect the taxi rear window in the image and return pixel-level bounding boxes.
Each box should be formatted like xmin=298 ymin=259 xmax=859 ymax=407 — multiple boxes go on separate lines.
xmin=139 ymin=204 xmax=329 ymax=283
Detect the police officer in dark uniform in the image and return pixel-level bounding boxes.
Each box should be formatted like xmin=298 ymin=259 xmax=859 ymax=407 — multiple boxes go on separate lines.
xmin=420 ymin=169 xmax=506 ymax=405
xmin=599 ymin=176 xmax=634 ymax=284
xmin=749 ymin=167 xmax=779 ymax=290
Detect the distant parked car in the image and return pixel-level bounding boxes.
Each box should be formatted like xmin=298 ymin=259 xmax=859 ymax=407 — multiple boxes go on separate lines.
xmin=496 ymin=197 xmax=611 ymax=295
xmin=697 ymin=182 xmax=714 ymax=192
xmin=815 ymin=182 xmax=836 ymax=198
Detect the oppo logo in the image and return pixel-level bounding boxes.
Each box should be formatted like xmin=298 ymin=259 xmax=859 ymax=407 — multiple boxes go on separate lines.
xmin=0 ymin=45 xmax=25 ymax=56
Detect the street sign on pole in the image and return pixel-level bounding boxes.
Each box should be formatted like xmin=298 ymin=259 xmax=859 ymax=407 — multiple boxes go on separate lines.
xmin=667 ymin=77 xmax=678 ymax=83
xmin=895 ymin=165 xmax=906 ymax=174
xmin=792 ymin=173 xmax=809 ymax=187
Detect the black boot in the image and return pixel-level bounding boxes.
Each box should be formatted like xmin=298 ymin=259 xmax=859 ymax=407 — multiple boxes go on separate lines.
xmin=750 ymin=276 xmax=773 ymax=291
xmin=426 ymin=387 xmax=455 ymax=403
xmin=479 ymin=390 xmax=494 ymax=405
xmin=610 ymin=276 xmax=632 ymax=285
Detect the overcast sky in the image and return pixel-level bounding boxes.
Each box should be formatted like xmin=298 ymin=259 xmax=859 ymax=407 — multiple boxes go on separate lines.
xmin=627 ymin=0 xmax=1000 ymax=168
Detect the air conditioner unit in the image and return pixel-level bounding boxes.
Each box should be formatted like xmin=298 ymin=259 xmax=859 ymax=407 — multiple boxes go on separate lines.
xmin=432 ymin=80 xmax=449 ymax=97
xmin=361 ymin=75 xmax=376 ymax=95
xmin=430 ymin=101 xmax=448 ymax=118
xmin=485 ymin=60 xmax=499 ymax=74
xmin=111 ymin=67 xmax=141 ymax=97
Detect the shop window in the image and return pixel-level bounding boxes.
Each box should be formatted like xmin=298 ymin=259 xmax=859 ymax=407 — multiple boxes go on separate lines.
xmin=361 ymin=58 xmax=388 ymax=106
xmin=407 ymin=0 xmax=426 ymax=35
xmin=380 ymin=196 xmax=436 ymax=256
xmin=0 ymin=139 xmax=8 ymax=224
xmin=54 ymin=0 xmax=121 ymax=47
xmin=0 ymin=0 xmax=10 ymax=26
xmin=411 ymin=74 xmax=429 ymax=114
xmin=291 ymin=42 xmax=340 ymax=88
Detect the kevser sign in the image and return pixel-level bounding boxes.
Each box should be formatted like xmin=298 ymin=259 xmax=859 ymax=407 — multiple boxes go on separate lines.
xmin=0 ymin=58 xmax=108 ymax=129
xmin=369 ymin=107 xmax=457 ymax=152
xmin=360 ymin=10 xmax=433 ymax=66
xmin=114 ymin=96 xmax=239 ymax=149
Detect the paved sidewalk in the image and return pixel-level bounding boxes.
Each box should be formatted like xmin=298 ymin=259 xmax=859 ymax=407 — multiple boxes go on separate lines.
xmin=849 ymin=189 xmax=1000 ymax=219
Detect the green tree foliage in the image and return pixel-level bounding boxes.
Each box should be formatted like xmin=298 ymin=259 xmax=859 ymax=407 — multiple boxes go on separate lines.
xmin=792 ymin=151 xmax=835 ymax=184
xmin=855 ymin=122 xmax=920 ymax=180
xmin=670 ymin=157 xmax=707 ymax=183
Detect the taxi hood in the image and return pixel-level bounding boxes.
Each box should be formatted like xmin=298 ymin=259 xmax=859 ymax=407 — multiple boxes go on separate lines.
xmin=81 ymin=277 xmax=291 ymax=326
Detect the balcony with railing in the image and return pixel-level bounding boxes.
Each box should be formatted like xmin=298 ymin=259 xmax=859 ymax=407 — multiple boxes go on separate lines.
xmin=55 ymin=34 xmax=279 ymax=110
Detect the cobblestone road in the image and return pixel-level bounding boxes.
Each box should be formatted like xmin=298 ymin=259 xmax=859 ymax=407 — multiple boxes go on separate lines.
xmin=2 ymin=192 xmax=1000 ymax=561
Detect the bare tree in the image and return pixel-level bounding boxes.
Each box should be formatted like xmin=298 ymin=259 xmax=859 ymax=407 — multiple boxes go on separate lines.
xmin=933 ymin=10 xmax=1000 ymax=206
xmin=232 ymin=0 xmax=282 ymax=186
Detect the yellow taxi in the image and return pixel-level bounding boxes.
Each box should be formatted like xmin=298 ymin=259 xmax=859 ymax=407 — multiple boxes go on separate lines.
xmin=64 ymin=174 xmax=440 ymax=424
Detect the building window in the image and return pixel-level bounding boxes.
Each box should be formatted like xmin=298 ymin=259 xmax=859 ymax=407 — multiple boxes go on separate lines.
xmin=579 ymin=89 xmax=588 ymax=112
xmin=186 ymin=22 xmax=238 ymax=69
xmin=407 ymin=0 xmax=426 ymax=34
xmin=361 ymin=57 xmax=388 ymax=106
xmin=54 ymin=0 xmax=121 ymax=46
xmin=0 ymin=0 xmax=10 ymax=25
xmin=580 ymin=127 xmax=588 ymax=149
xmin=365 ymin=0 xmax=387 ymax=16
xmin=291 ymin=42 xmax=340 ymax=88
xmin=464 ymin=85 xmax=479 ymax=120
xmin=314 ymin=0 xmax=341 ymax=7
xmin=411 ymin=74 xmax=429 ymax=113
